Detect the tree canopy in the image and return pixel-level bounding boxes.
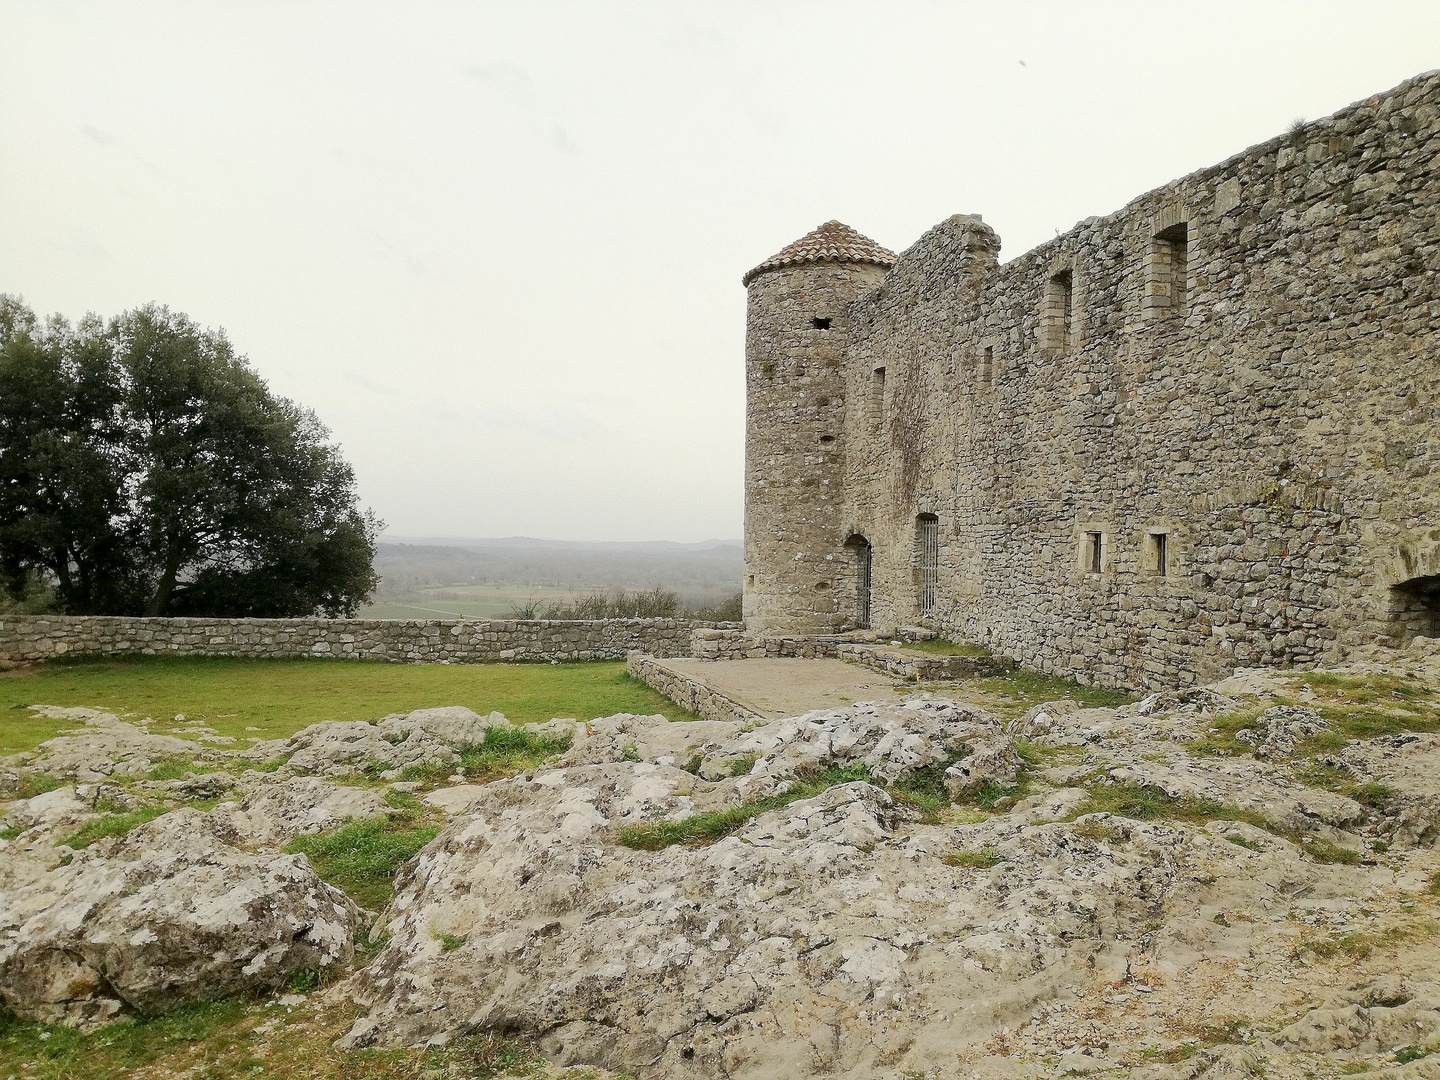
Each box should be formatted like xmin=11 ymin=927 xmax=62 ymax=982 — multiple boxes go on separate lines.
xmin=0 ymin=296 xmax=380 ymax=617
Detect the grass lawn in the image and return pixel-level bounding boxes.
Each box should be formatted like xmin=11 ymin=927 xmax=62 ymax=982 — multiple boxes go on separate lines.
xmin=0 ymin=657 xmax=698 ymax=754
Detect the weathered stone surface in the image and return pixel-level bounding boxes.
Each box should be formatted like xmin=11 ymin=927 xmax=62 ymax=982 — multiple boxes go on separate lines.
xmin=245 ymin=706 xmax=497 ymax=777
xmin=0 ymin=810 xmax=358 ymax=1026
xmin=208 ymin=775 xmax=392 ymax=847
xmin=11 ymin=707 xmax=216 ymax=782
xmin=697 ymin=698 xmax=996 ymax=784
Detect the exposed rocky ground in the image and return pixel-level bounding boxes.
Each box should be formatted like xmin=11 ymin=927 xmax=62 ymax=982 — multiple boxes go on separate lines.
xmin=6 ymin=646 xmax=1440 ymax=1077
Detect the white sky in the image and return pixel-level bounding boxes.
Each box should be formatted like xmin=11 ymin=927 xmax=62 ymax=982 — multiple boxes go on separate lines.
xmin=3 ymin=2 xmax=1437 ymax=542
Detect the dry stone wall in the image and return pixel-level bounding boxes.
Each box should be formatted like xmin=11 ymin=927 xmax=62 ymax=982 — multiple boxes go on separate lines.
xmin=745 ymin=70 xmax=1440 ymax=690
xmin=0 ymin=616 xmax=738 ymax=664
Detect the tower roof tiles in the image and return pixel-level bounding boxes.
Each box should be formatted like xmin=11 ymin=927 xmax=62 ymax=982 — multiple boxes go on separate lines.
xmin=742 ymin=220 xmax=896 ymax=286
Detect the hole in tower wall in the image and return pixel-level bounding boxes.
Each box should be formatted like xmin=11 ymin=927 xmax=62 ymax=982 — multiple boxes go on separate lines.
xmin=819 ymin=435 xmax=835 ymax=444
xmin=812 ymin=317 xmax=832 ymax=330
xmin=1391 ymin=575 xmax=1440 ymax=638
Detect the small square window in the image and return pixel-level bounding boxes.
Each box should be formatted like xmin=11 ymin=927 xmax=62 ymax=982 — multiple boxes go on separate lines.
xmin=811 ymin=317 xmax=832 ymax=330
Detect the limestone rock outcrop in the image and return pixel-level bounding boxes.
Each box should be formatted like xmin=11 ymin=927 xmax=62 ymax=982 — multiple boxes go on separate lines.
xmin=0 ymin=810 xmax=358 ymax=1026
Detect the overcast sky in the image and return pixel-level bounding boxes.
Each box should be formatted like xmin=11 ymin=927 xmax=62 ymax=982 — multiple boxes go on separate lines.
xmin=3 ymin=2 xmax=1437 ymax=542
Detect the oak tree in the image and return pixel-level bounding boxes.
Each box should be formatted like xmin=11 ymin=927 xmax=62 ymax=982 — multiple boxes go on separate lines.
xmin=0 ymin=297 xmax=379 ymax=617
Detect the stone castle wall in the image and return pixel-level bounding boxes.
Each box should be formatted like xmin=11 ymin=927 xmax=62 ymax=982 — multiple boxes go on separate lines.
xmin=0 ymin=615 xmax=738 ymax=664
xmin=746 ymin=70 xmax=1440 ymax=690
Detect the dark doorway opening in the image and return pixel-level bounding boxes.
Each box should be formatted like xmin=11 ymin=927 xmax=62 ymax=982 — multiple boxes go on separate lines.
xmin=845 ymin=535 xmax=873 ymax=629
xmin=1391 ymin=574 xmax=1440 ymax=638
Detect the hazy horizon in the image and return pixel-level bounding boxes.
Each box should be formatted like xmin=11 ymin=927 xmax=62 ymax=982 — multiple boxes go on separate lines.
xmin=5 ymin=2 xmax=1439 ymax=542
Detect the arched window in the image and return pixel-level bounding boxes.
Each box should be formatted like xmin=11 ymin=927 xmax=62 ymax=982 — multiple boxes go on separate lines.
xmin=844 ymin=534 xmax=873 ymax=629
xmin=916 ymin=514 xmax=939 ymax=616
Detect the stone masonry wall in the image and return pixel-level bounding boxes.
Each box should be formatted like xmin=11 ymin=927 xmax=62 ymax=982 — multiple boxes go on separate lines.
xmin=0 ymin=615 xmax=739 ymax=664
xmin=790 ymin=70 xmax=1440 ymax=691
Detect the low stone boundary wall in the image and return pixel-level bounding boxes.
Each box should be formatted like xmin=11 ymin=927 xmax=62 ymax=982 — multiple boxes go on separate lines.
xmin=689 ymin=629 xmax=1012 ymax=680
xmin=0 ymin=615 xmax=740 ymax=664
xmin=625 ymin=653 xmax=763 ymax=724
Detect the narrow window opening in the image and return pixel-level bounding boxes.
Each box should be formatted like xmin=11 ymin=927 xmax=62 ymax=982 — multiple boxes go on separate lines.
xmin=1148 ymin=222 xmax=1189 ymax=320
xmin=870 ymin=367 xmax=887 ymax=424
xmin=917 ymin=514 xmax=939 ymax=616
xmin=811 ymin=317 xmax=832 ymax=330
xmin=1150 ymin=532 xmax=1169 ymax=577
xmin=1041 ymin=269 xmax=1073 ymax=351
xmin=1086 ymin=531 xmax=1103 ymax=574
xmin=747 ymin=575 xmax=755 ymax=588
xmin=982 ymin=345 xmax=994 ymax=385
xmin=845 ymin=535 xmax=872 ymax=629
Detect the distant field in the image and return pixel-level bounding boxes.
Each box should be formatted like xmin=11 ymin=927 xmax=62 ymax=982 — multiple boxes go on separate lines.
xmin=360 ymin=584 xmax=598 ymax=620
xmin=0 ymin=657 xmax=699 ymax=754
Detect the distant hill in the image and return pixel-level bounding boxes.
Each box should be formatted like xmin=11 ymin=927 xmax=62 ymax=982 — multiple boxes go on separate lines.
xmin=361 ymin=536 xmax=743 ymax=620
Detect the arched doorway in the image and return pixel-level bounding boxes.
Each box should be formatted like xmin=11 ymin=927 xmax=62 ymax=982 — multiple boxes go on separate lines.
xmin=844 ymin=534 xmax=872 ymax=629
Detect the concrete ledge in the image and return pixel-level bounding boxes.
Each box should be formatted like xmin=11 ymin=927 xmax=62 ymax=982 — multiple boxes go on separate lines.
xmin=627 ymin=652 xmax=763 ymax=724
xmin=689 ymin=628 xmax=1013 ymax=680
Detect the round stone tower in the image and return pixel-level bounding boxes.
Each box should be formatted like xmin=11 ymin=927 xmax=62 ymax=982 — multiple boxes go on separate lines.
xmin=741 ymin=221 xmax=896 ymax=636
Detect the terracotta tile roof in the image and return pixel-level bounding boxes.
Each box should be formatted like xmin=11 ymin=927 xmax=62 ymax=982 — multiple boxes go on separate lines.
xmin=742 ymin=220 xmax=897 ymax=286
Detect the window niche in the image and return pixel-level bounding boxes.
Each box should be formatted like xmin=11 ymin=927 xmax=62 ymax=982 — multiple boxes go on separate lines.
xmin=1039 ymin=268 xmax=1074 ymax=352
xmin=844 ymin=534 xmax=873 ymax=629
xmin=1083 ymin=531 xmax=1104 ymax=574
xmin=870 ymin=367 xmax=887 ymax=425
xmin=1147 ymin=531 xmax=1170 ymax=577
xmin=1145 ymin=221 xmax=1189 ymax=321
xmin=811 ymin=317 xmax=832 ymax=330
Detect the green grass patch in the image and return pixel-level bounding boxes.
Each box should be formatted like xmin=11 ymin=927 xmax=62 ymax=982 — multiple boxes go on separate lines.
xmin=59 ymin=805 xmax=168 ymax=849
xmin=4 ymin=770 xmax=63 ymax=801
xmin=1077 ymin=782 xmax=1367 ymax=864
xmin=941 ymin=846 xmax=1002 ymax=868
xmin=901 ymin=638 xmax=992 ymax=657
xmin=393 ymin=723 xmax=572 ymax=786
xmin=287 ymin=815 xmax=442 ymax=909
xmin=0 ymin=657 xmax=699 ymax=749
xmin=1292 ymin=761 xmax=1397 ymax=811
xmin=1293 ymin=925 xmax=1417 ymax=962
xmin=1184 ymin=707 xmax=1267 ymax=757
xmin=0 ymin=995 xmax=547 ymax=1080
xmin=969 ymin=669 xmax=1137 ymax=717
xmin=619 ymin=765 xmax=874 ymax=850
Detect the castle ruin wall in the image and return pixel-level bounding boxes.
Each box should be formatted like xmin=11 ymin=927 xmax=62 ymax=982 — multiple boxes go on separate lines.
xmin=754 ymin=70 xmax=1440 ymax=690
